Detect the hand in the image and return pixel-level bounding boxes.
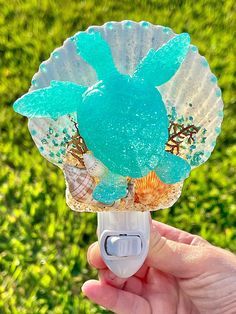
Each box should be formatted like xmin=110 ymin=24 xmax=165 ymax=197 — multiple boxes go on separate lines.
xmin=82 ymin=220 xmax=236 ymax=314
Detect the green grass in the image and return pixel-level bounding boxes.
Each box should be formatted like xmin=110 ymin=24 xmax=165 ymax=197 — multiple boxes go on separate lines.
xmin=0 ymin=0 xmax=235 ymax=313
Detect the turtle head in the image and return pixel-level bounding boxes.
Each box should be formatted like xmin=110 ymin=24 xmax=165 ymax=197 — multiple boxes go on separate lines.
xmin=76 ymin=32 xmax=121 ymax=82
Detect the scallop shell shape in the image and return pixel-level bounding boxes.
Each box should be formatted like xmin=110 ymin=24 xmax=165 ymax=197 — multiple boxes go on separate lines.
xmin=25 ymin=20 xmax=223 ymax=212
xmin=83 ymin=152 xmax=108 ymax=177
xmin=63 ymin=164 xmax=95 ymax=202
xmin=135 ymin=171 xmax=182 ymax=209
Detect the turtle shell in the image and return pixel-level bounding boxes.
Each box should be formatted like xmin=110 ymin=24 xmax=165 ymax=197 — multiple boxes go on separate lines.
xmin=78 ymin=75 xmax=168 ymax=178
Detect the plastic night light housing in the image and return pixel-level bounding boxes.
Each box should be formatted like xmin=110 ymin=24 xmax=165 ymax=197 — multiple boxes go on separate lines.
xmin=97 ymin=212 xmax=150 ymax=278
xmin=13 ymin=21 xmax=223 ymax=278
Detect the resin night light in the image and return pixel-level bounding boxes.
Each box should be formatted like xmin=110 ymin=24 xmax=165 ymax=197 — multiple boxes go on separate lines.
xmin=13 ymin=21 xmax=223 ymax=212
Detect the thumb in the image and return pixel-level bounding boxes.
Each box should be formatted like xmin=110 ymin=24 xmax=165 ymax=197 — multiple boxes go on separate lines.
xmin=146 ymin=223 xmax=213 ymax=278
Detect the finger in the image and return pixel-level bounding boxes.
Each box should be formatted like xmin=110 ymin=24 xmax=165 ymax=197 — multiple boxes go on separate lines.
xmin=99 ymin=269 xmax=144 ymax=296
xmin=134 ymin=263 xmax=149 ymax=279
xmin=82 ymin=280 xmax=151 ymax=314
xmin=146 ymin=226 xmax=212 ymax=278
xmin=152 ymin=220 xmax=209 ymax=246
xmin=87 ymin=242 xmax=106 ymax=269
xmin=123 ymin=276 xmax=143 ymax=295
xmin=99 ymin=269 xmax=126 ymax=289
xmin=146 ymin=268 xmax=176 ymax=289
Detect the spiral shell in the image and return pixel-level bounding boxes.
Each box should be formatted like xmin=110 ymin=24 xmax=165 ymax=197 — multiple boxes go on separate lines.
xmin=134 ymin=171 xmax=182 ymax=208
xmin=83 ymin=152 xmax=108 ymax=177
xmin=63 ymin=164 xmax=95 ymax=202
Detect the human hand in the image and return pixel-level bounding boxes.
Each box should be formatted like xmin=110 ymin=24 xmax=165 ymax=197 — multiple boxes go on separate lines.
xmin=82 ymin=220 xmax=236 ymax=314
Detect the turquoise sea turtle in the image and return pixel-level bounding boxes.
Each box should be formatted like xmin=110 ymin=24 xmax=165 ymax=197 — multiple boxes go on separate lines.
xmin=14 ymin=31 xmax=191 ymax=204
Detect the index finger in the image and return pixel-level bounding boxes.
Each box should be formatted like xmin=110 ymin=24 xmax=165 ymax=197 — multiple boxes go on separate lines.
xmin=152 ymin=220 xmax=209 ymax=246
xmin=87 ymin=241 xmax=106 ymax=269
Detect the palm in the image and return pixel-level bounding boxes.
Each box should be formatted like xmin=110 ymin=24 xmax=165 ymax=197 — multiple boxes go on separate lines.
xmin=125 ymin=266 xmax=198 ymax=314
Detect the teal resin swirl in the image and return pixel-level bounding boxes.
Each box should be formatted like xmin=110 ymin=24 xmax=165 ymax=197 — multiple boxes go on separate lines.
xmin=13 ymin=31 xmax=191 ymax=204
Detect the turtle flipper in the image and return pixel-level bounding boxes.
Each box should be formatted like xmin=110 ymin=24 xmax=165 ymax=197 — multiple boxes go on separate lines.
xmin=133 ymin=33 xmax=190 ymax=86
xmin=154 ymin=151 xmax=191 ymax=184
xmin=13 ymin=80 xmax=87 ymax=119
xmin=92 ymin=171 xmax=128 ymax=204
xmin=76 ymin=32 xmax=119 ymax=80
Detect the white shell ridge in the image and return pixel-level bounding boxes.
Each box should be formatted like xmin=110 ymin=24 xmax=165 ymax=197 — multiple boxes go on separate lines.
xmin=83 ymin=152 xmax=108 ymax=177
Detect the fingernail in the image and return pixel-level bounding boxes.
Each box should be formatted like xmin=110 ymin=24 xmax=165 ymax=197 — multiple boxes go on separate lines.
xmin=81 ymin=280 xmax=100 ymax=299
xmin=88 ymin=242 xmax=97 ymax=253
xmin=87 ymin=242 xmax=97 ymax=264
xmin=81 ymin=281 xmax=93 ymax=295
xmin=81 ymin=283 xmax=87 ymax=295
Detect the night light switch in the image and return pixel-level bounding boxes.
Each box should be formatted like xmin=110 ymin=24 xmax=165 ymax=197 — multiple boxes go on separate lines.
xmin=105 ymin=235 xmax=142 ymax=257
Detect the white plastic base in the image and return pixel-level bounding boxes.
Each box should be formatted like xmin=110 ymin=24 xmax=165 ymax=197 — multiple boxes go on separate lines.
xmin=97 ymin=211 xmax=150 ymax=278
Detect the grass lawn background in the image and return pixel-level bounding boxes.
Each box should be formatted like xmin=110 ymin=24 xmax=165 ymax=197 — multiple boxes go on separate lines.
xmin=0 ymin=0 xmax=235 ymax=313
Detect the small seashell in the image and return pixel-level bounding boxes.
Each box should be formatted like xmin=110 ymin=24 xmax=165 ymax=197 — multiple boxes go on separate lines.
xmin=83 ymin=152 xmax=108 ymax=177
xmin=121 ymin=178 xmax=135 ymax=207
xmin=64 ymin=149 xmax=85 ymax=168
xmin=63 ymin=164 xmax=95 ymax=202
xmin=135 ymin=171 xmax=177 ymax=207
